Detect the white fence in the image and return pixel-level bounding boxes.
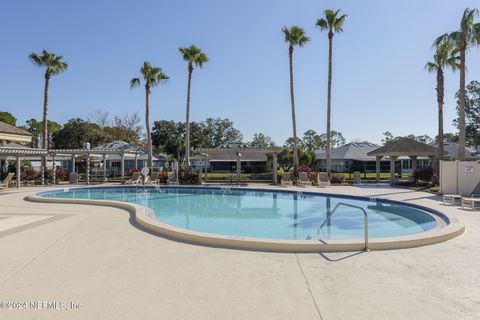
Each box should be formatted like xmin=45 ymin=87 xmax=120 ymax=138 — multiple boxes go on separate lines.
xmin=440 ymin=160 xmax=480 ymax=195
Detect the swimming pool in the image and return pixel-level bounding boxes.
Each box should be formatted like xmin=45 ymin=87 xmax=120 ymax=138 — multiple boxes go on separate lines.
xmin=41 ymin=186 xmax=442 ymax=241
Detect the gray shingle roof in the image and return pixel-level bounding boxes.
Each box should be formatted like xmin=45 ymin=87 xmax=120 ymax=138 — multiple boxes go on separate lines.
xmin=0 ymin=121 xmax=31 ymax=137
xmin=367 ymin=137 xmax=439 ymax=157
xmin=315 ymin=141 xmax=380 ymax=161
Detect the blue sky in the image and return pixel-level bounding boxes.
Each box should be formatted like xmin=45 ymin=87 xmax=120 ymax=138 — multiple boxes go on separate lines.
xmin=1 ymin=0 xmax=479 ymax=145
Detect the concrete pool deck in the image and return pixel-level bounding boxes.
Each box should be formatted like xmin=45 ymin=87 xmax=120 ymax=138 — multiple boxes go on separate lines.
xmin=0 ymin=184 xmax=479 ymax=319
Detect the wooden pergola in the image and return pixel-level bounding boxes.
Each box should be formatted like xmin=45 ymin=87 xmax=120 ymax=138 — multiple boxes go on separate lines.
xmin=367 ymin=137 xmax=440 ymax=183
xmin=49 ymin=148 xmax=145 ymax=183
xmin=0 ymin=146 xmax=146 ymax=188
xmin=0 ymin=146 xmax=47 ymax=188
xmin=196 ymin=147 xmax=282 ymax=184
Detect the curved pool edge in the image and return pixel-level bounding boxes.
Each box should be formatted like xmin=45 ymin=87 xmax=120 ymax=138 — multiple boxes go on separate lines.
xmin=24 ymin=186 xmax=465 ymax=253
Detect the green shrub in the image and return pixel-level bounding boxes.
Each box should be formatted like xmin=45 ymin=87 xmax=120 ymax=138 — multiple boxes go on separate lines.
xmin=179 ymin=171 xmax=200 ymax=185
xmin=330 ymin=173 xmax=345 ymax=184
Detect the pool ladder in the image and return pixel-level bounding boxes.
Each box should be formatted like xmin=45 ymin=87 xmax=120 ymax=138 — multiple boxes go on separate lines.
xmin=318 ymin=202 xmax=369 ymax=251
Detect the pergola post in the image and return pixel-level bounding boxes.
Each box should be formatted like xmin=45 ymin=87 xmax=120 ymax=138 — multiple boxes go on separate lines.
xmin=41 ymin=156 xmax=45 ymax=185
xmin=204 ymin=154 xmax=208 ymax=183
xmin=236 ymin=152 xmax=241 ymax=184
xmin=375 ymin=156 xmax=381 ymax=183
xmin=120 ymin=152 xmax=125 ymax=181
xmin=72 ymin=155 xmax=76 ymax=173
xmin=16 ymin=155 xmax=21 ymax=189
xmin=86 ymin=153 xmax=90 ymax=185
xmin=389 ymin=155 xmax=398 ymax=184
xmin=134 ymin=153 xmax=138 ymax=169
xmin=52 ymin=154 xmax=56 ymax=184
xmin=103 ymin=154 xmax=107 ymax=182
xmin=410 ymin=156 xmax=418 ymax=173
xmin=272 ymin=152 xmax=278 ymax=185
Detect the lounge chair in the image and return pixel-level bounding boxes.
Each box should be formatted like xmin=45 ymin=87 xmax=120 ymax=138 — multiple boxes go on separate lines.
xmin=167 ymin=172 xmax=178 ymax=185
xmin=298 ymin=172 xmax=311 ymax=187
xmin=443 ymin=182 xmax=480 ymax=205
xmin=125 ymin=172 xmax=141 ymax=185
xmin=0 ymin=173 xmax=15 ymax=188
xmin=281 ymin=173 xmax=293 ymax=187
xmin=317 ymin=172 xmax=331 ymax=187
xmin=145 ymin=172 xmax=160 ymax=185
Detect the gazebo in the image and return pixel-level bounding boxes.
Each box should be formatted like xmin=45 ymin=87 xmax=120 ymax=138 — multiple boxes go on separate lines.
xmin=367 ymin=137 xmax=440 ymax=183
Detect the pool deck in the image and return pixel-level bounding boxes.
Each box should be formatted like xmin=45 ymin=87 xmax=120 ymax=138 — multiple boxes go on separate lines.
xmin=0 ymin=184 xmax=479 ymax=319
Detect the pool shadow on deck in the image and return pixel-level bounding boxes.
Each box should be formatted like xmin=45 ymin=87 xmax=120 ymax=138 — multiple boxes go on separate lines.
xmin=318 ymin=251 xmax=366 ymax=262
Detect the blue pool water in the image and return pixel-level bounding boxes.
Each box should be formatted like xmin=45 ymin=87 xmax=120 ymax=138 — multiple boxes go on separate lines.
xmin=43 ymin=187 xmax=439 ymax=240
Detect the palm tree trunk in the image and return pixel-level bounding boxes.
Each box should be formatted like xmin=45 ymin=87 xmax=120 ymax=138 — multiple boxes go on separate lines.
xmin=145 ymin=84 xmax=153 ymax=169
xmin=41 ymin=73 xmax=50 ymax=185
xmin=437 ymin=68 xmax=444 ymax=174
xmin=185 ymin=65 xmax=193 ymax=166
xmin=458 ymin=46 xmax=466 ymax=161
xmin=288 ymin=45 xmax=299 ymax=174
xmin=326 ymin=31 xmax=333 ymax=177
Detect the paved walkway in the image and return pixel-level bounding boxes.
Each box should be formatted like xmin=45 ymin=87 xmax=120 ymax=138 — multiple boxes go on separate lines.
xmin=0 ymin=185 xmax=479 ymax=320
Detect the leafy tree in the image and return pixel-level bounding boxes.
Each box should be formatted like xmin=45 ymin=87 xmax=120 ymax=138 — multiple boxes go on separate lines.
xmin=22 ymin=118 xmax=61 ymax=148
xmin=316 ymin=9 xmax=347 ymax=175
xmin=250 ymin=133 xmax=275 ymax=148
xmin=179 ymin=45 xmax=208 ymax=165
xmin=28 ymin=50 xmax=68 ymax=151
xmin=425 ymin=40 xmax=460 ymax=161
xmin=435 ymin=8 xmax=480 ymax=160
xmin=52 ymin=118 xmax=103 ymax=149
xmin=151 ymin=120 xmax=207 ymax=163
xmin=383 ymin=131 xmax=434 ymax=145
xmin=283 ymin=25 xmax=309 ymax=174
xmin=130 ymin=61 xmax=169 ymax=169
xmin=405 ymin=134 xmax=434 ymax=144
xmin=302 ymin=129 xmax=324 ymax=152
xmin=277 ymin=147 xmax=294 ymax=171
xmin=454 ymin=80 xmax=480 ymax=147
xmin=0 ymin=111 xmax=17 ymax=126
xmin=202 ymin=117 xmax=243 ymax=148
xmin=320 ymin=130 xmax=345 ymax=149
xmin=382 ymin=131 xmax=394 ymax=145
xmin=443 ymin=133 xmax=459 ymax=143
xmin=284 ymin=137 xmax=305 ymax=150
xmin=109 ymin=112 xmax=143 ymax=144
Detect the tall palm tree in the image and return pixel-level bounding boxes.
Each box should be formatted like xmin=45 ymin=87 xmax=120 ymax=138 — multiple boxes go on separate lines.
xmin=179 ymin=45 xmax=208 ymax=166
xmin=425 ymin=42 xmax=460 ymax=164
xmin=282 ymin=26 xmax=309 ymax=175
xmin=28 ymin=49 xmax=68 ymax=184
xmin=316 ymin=9 xmax=347 ymax=176
xmin=130 ymin=61 xmax=169 ymax=170
xmin=435 ymin=8 xmax=480 ymax=160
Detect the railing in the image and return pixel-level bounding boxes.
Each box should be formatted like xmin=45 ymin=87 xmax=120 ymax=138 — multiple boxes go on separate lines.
xmin=318 ymin=202 xmax=369 ymax=251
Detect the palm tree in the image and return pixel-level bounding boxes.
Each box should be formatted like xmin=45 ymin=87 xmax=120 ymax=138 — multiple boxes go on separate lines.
xmin=28 ymin=49 xmax=68 ymax=184
xmin=179 ymin=45 xmax=208 ymax=166
xmin=435 ymin=8 xmax=480 ymax=160
xmin=130 ymin=61 xmax=169 ymax=170
xmin=425 ymin=42 xmax=460 ymax=164
xmin=282 ymin=26 xmax=310 ymax=175
xmin=316 ymin=9 xmax=347 ymax=176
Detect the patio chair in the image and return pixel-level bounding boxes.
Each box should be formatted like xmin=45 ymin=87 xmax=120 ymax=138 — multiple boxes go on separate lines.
xmin=167 ymin=172 xmax=178 ymax=185
xmin=317 ymin=172 xmax=331 ymax=188
xmin=280 ymin=173 xmax=293 ymax=187
xmin=443 ymin=181 xmax=480 ymax=205
xmin=0 ymin=173 xmax=15 ymax=188
xmin=145 ymin=172 xmax=160 ymax=185
xmin=125 ymin=172 xmax=141 ymax=185
xmin=298 ymin=172 xmax=311 ymax=187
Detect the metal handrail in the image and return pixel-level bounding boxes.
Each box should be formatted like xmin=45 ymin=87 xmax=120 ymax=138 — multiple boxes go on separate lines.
xmin=318 ymin=202 xmax=369 ymax=251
